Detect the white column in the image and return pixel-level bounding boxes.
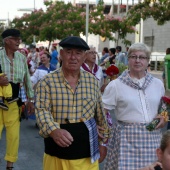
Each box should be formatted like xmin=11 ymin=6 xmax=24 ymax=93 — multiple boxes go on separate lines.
xmin=126 ymin=0 xmax=129 ymax=14
xmin=139 ymin=0 xmax=143 ymax=43
xmin=140 ymin=18 xmax=143 ymax=43
xmin=86 ymin=0 xmax=89 ymax=44
xmin=33 ymin=35 xmax=36 ymax=45
xmin=135 ymin=24 xmax=140 ymax=43
xmin=117 ymin=0 xmax=120 ymax=15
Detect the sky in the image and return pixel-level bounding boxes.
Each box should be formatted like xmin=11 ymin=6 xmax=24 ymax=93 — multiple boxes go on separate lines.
xmin=0 ymin=0 xmax=46 ymax=21
xmin=0 ymin=0 xmax=138 ymax=23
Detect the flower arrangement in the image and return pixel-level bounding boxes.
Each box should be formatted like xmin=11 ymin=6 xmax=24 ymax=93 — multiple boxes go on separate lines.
xmin=146 ymin=96 xmax=170 ymax=131
xmin=116 ymin=63 xmax=128 ymax=74
xmin=105 ymin=64 xmax=119 ymax=81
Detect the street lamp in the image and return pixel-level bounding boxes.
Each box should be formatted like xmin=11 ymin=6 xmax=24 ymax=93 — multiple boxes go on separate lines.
xmin=18 ymin=0 xmax=36 ymax=11
xmin=17 ymin=8 xmax=34 ymax=12
xmin=17 ymin=8 xmax=36 ymax=45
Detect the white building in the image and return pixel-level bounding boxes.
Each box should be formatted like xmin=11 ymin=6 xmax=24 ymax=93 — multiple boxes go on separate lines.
xmin=73 ymin=0 xmax=169 ymax=58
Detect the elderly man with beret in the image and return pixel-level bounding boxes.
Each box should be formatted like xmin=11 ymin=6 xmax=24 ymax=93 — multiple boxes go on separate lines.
xmin=35 ymin=36 xmax=111 ymax=170
xmin=0 ymin=29 xmax=34 ymax=170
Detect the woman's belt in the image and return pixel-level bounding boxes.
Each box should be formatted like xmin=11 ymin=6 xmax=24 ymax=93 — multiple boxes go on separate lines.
xmin=44 ymin=122 xmax=91 ymax=160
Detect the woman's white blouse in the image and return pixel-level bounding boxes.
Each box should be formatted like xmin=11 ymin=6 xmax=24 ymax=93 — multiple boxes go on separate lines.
xmin=31 ymin=64 xmax=56 ymax=86
xmin=31 ymin=69 xmax=49 ymax=85
xmin=102 ymin=77 xmax=165 ymax=123
xmin=81 ymin=64 xmax=104 ymax=88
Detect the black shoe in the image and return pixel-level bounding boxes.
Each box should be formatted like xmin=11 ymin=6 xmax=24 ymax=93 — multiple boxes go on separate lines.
xmin=6 ymin=97 xmax=19 ymax=104
xmin=0 ymin=102 xmax=8 ymax=110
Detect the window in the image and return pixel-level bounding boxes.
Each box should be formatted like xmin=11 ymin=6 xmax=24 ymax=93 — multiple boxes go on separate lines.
xmin=144 ymin=36 xmax=154 ymax=47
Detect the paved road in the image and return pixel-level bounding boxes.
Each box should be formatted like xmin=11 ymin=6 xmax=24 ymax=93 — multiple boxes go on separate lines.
xmin=0 ymin=120 xmax=44 ymax=170
xmin=0 ymin=71 xmax=167 ymax=170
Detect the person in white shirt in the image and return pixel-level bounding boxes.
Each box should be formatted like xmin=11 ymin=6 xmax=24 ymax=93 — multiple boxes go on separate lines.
xmin=31 ymin=52 xmax=56 ymax=87
xmin=102 ymin=43 xmax=166 ymax=170
xmin=81 ymin=49 xmax=104 ymax=89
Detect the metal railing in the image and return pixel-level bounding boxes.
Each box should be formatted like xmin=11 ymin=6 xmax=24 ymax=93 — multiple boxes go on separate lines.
xmin=97 ymin=53 xmax=165 ymax=71
xmin=149 ymin=55 xmax=165 ymax=71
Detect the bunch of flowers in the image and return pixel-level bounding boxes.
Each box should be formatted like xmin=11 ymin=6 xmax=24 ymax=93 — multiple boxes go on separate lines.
xmin=105 ymin=64 xmax=119 ymax=81
xmin=146 ymin=96 xmax=170 ymax=131
xmin=157 ymin=96 xmax=170 ymax=124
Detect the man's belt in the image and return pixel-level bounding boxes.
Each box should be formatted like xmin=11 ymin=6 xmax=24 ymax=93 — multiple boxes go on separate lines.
xmin=44 ymin=122 xmax=91 ymax=160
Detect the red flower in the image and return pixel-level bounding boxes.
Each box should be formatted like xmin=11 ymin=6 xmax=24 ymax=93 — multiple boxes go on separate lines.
xmin=105 ymin=65 xmax=119 ymax=76
xmin=162 ymin=96 xmax=170 ymax=105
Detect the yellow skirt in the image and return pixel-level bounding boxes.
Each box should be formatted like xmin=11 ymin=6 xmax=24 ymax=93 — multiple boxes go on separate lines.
xmin=43 ymin=153 xmax=99 ymax=170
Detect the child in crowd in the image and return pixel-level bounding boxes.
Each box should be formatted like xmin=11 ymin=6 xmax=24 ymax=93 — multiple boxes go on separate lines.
xmin=141 ymin=130 xmax=170 ymax=170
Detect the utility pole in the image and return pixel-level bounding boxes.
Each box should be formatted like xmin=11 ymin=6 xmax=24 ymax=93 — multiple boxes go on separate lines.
xmin=112 ymin=0 xmax=114 ymax=15
xmin=34 ymin=0 xmax=35 ymax=11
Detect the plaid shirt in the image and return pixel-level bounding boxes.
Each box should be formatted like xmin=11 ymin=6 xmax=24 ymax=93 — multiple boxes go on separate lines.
xmin=0 ymin=49 xmax=34 ymax=99
xmin=35 ymin=68 xmax=110 ymax=143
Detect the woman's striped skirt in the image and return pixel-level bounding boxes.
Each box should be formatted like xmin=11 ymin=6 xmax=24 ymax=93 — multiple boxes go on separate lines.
xmin=104 ymin=121 xmax=162 ymax=170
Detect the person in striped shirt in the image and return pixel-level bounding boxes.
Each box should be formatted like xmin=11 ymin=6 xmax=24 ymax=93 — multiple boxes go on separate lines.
xmin=0 ymin=29 xmax=34 ymax=170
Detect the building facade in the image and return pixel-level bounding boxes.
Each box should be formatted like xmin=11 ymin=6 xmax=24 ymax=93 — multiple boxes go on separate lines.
xmin=75 ymin=0 xmax=169 ymax=56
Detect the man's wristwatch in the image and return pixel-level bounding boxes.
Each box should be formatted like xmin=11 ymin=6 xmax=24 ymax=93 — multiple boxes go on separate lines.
xmin=29 ymin=99 xmax=35 ymax=103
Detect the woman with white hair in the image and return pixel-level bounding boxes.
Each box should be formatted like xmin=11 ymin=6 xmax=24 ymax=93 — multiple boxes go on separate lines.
xmin=102 ymin=43 xmax=166 ymax=170
xmin=81 ymin=49 xmax=104 ymax=89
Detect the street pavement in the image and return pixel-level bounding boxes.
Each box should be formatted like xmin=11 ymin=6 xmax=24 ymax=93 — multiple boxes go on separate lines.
xmin=0 ymin=120 xmax=44 ymax=170
xmin=0 ymin=70 xmax=168 ymax=170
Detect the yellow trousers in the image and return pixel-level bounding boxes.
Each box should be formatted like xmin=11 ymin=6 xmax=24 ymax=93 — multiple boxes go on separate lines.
xmin=0 ymin=84 xmax=12 ymax=98
xmin=0 ymin=73 xmax=12 ymax=98
xmin=43 ymin=153 xmax=99 ymax=170
xmin=0 ymin=101 xmax=20 ymax=162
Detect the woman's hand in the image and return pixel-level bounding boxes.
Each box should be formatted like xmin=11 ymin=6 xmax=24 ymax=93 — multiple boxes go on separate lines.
xmin=155 ymin=114 xmax=167 ymax=129
xmin=139 ymin=162 xmax=162 ymax=170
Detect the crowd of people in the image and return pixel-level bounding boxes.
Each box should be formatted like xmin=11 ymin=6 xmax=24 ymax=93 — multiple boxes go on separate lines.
xmin=0 ymin=28 xmax=169 ymax=170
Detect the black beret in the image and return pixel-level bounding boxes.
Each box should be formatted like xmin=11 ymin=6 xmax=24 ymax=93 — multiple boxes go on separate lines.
xmin=59 ymin=36 xmax=90 ymax=50
xmin=1 ymin=29 xmax=21 ymax=39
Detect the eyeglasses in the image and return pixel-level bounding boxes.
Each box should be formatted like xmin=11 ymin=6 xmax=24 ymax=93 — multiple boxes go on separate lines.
xmin=129 ymin=55 xmax=149 ymax=61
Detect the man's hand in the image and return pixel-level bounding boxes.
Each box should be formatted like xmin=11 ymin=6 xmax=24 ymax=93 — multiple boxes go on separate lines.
xmin=27 ymin=102 xmax=35 ymax=115
xmin=50 ymin=129 xmax=74 ymax=147
xmin=99 ymin=145 xmax=107 ymax=163
xmin=0 ymin=74 xmax=9 ymax=86
xmin=97 ymin=125 xmax=105 ymax=139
